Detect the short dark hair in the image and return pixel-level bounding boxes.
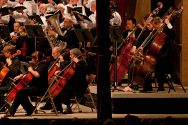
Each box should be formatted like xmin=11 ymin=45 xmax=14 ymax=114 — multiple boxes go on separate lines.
xmin=127 ymin=18 xmax=137 ymax=25
xmin=31 ymin=51 xmax=43 ymax=61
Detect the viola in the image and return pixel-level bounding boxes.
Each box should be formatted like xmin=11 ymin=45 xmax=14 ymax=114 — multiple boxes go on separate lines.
xmin=0 ymin=50 xmax=21 ymax=84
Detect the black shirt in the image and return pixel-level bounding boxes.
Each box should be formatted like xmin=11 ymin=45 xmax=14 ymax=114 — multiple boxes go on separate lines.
xmin=29 ymin=61 xmax=48 ymax=93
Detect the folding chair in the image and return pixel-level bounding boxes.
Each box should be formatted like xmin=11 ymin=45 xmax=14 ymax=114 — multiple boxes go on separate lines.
xmin=71 ymin=74 xmax=97 ymax=112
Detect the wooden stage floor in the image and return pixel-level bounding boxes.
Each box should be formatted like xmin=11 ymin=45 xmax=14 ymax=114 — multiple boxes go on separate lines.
xmin=0 ymin=84 xmax=188 ymax=125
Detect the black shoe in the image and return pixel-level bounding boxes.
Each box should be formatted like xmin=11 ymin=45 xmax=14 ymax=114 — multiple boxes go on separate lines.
xmin=63 ymin=109 xmax=72 ymax=114
xmin=140 ymin=88 xmax=153 ymax=93
xmin=40 ymin=104 xmax=52 ymax=110
xmin=25 ymin=106 xmax=35 ymax=116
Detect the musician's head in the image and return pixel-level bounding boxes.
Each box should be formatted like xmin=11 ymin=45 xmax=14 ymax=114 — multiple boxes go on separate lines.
xmin=126 ymin=18 xmax=136 ymax=30
xmin=70 ymin=48 xmax=82 ymax=62
xmin=31 ymin=51 xmax=43 ymax=63
xmin=13 ymin=22 xmax=21 ymax=32
xmin=2 ymin=44 xmax=16 ymax=57
xmin=151 ymin=16 xmax=162 ymax=29
xmin=57 ymin=4 xmax=65 ymax=14
xmin=52 ymin=47 xmax=62 ymax=59
xmin=18 ymin=0 xmax=25 ymax=4
xmin=70 ymin=0 xmax=79 ymax=5
xmin=0 ymin=0 xmax=7 ymax=5
xmin=39 ymin=4 xmax=47 ymax=14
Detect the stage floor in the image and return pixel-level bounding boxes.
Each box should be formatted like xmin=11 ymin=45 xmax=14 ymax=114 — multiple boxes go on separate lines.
xmin=0 ymin=84 xmax=188 ymax=121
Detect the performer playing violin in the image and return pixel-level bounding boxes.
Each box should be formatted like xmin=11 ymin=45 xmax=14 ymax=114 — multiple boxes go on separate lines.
xmin=4 ymin=51 xmax=48 ymax=117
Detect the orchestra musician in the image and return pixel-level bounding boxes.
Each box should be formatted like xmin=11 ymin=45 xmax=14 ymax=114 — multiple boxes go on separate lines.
xmin=133 ymin=16 xmax=177 ymax=92
xmin=0 ymin=44 xmax=21 ymax=87
xmin=4 ymin=51 xmax=48 ymax=117
xmin=0 ymin=44 xmax=21 ymax=111
xmin=109 ymin=0 xmax=122 ymax=27
xmin=40 ymin=46 xmax=70 ymax=110
xmin=15 ymin=26 xmax=35 ymax=61
xmin=52 ymin=48 xmax=88 ymax=114
xmin=47 ymin=16 xmax=80 ymax=49
xmin=10 ymin=22 xmax=22 ymax=45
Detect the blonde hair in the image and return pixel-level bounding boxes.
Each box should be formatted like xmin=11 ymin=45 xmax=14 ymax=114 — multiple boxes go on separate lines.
xmin=2 ymin=44 xmax=16 ymax=54
xmin=70 ymin=48 xmax=82 ymax=58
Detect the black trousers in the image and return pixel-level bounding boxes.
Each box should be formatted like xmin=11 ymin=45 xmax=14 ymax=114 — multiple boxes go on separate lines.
xmin=9 ymin=87 xmax=43 ymax=115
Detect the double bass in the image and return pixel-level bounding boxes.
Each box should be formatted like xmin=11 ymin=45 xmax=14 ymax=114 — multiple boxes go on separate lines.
xmin=131 ymin=7 xmax=183 ymax=86
xmin=109 ymin=27 xmax=138 ymax=83
xmin=0 ymin=50 xmax=21 ymax=84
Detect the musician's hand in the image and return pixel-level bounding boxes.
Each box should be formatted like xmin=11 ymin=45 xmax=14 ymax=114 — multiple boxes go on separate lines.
xmin=59 ymin=55 xmax=64 ymax=62
xmin=130 ymin=46 xmax=136 ymax=54
xmin=6 ymin=58 xmax=12 ymax=66
xmin=28 ymin=66 xmax=34 ymax=73
xmin=14 ymin=74 xmax=24 ymax=81
xmin=86 ymin=42 xmax=91 ymax=48
xmin=54 ymin=70 xmax=60 ymax=76
xmin=47 ymin=29 xmax=57 ymax=37
xmin=11 ymin=35 xmax=19 ymax=43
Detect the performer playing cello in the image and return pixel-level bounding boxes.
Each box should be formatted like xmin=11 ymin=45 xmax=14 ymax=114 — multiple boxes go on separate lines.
xmin=52 ymin=48 xmax=88 ymax=114
xmin=0 ymin=44 xmax=21 ymax=111
xmin=4 ymin=51 xmax=48 ymax=117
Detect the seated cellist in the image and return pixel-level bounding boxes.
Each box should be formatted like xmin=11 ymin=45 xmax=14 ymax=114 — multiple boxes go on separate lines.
xmin=52 ymin=48 xmax=88 ymax=114
xmin=0 ymin=44 xmax=21 ymax=111
xmin=40 ymin=46 xmax=70 ymax=110
xmin=4 ymin=51 xmax=48 ymax=117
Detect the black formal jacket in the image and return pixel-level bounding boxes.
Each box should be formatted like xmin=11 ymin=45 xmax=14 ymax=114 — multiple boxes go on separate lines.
xmin=57 ymin=28 xmax=80 ymax=49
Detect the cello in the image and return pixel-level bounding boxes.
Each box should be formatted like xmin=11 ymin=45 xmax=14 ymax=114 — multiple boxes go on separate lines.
xmin=48 ymin=61 xmax=75 ymax=98
xmin=5 ymin=60 xmax=41 ymax=104
xmin=0 ymin=50 xmax=21 ymax=84
xmin=48 ymin=49 xmax=70 ymax=82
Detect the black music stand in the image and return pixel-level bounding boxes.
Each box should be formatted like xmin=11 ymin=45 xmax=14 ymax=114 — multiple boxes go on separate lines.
xmin=25 ymin=25 xmax=50 ymax=54
xmin=74 ymin=29 xmax=94 ymax=51
xmin=109 ymin=26 xmax=124 ymax=91
xmin=0 ymin=25 xmax=10 ymax=40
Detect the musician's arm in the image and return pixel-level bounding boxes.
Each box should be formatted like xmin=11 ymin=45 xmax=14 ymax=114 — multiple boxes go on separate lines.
xmin=28 ymin=67 xmax=40 ymax=78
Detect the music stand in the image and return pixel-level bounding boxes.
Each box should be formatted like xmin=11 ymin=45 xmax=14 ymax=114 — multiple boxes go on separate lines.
xmin=0 ymin=25 xmax=10 ymax=40
xmin=74 ymin=29 xmax=94 ymax=51
xmin=109 ymin=26 xmax=124 ymax=91
xmin=24 ymin=25 xmax=49 ymax=53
